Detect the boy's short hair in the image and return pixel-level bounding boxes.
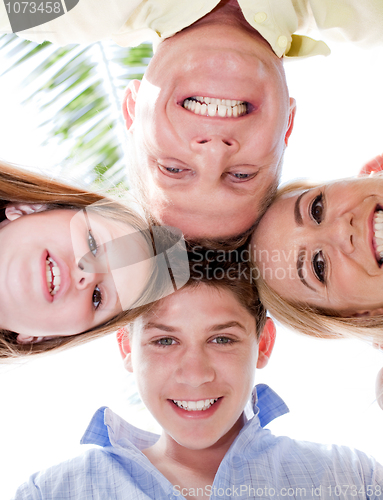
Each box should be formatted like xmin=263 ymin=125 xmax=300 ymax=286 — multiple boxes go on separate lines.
xmin=131 ymin=244 xmax=266 ymax=339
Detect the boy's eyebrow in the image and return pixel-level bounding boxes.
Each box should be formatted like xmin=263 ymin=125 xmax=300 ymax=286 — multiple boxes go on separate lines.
xmin=208 ymin=321 xmax=246 ymax=333
xmin=143 ymin=322 xmax=178 ymax=333
xmin=142 ymin=321 xmax=247 ymax=333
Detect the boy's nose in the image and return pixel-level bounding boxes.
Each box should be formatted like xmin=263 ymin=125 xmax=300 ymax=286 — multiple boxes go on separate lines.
xmin=175 ymin=349 xmax=215 ymax=387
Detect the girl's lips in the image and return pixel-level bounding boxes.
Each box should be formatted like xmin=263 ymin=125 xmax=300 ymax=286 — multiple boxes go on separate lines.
xmin=40 ymin=251 xmax=53 ymax=303
xmin=369 ymin=206 xmax=377 ymax=265
xmin=44 ymin=251 xmax=70 ymax=301
xmin=168 ymin=397 xmax=222 ymax=419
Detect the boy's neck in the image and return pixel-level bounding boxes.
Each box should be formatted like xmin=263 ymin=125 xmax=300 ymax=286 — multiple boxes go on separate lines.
xmin=143 ymin=413 xmax=246 ymax=498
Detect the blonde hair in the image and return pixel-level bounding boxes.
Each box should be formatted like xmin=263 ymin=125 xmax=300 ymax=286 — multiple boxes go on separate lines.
xmin=0 ymin=161 xmax=176 ymax=361
xmin=254 ymin=176 xmax=383 ymax=345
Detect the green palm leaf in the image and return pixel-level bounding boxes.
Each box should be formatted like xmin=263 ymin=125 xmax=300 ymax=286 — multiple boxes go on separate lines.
xmin=0 ymin=34 xmax=152 ymax=189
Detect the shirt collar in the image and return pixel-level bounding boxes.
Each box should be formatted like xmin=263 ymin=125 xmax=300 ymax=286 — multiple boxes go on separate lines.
xmin=81 ymin=384 xmax=289 ymax=449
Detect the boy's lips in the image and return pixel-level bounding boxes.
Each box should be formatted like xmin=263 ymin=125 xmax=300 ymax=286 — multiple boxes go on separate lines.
xmin=168 ymin=397 xmax=222 ymax=419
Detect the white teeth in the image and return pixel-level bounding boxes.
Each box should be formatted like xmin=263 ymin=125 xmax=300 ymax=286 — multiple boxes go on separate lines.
xmin=173 ymin=398 xmax=219 ymax=411
xmin=183 ymin=97 xmax=247 ymax=118
xmin=46 ymin=257 xmax=61 ymax=296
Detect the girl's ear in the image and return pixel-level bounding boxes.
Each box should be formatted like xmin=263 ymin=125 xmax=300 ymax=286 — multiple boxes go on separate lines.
xmin=256 ymin=318 xmax=276 ymax=369
xmin=116 ymin=327 xmax=133 ymax=372
xmin=5 ymin=203 xmax=47 ymax=221
xmin=351 ymin=307 xmax=383 ymax=318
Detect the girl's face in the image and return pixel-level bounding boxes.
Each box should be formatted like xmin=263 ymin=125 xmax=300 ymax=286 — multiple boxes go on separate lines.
xmin=0 ymin=207 xmax=151 ymax=342
xmin=251 ymin=177 xmax=383 ymax=315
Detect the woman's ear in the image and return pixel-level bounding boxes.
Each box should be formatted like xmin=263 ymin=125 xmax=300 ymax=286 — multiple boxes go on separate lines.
xmin=122 ymin=80 xmax=141 ymax=131
xmin=351 ymin=307 xmax=383 ymax=318
xmin=5 ymin=203 xmax=47 ymax=221
xmin=16 ymin=334 xmax=52 ymax=344
xmin=284 ymin=98 xmax=296 ymax=146
xmin=358 ymin=154 xmax=383 ymax=177
xmin=257 ymin=318 xmax=276 ymax=369
xmin=116 ymin=327 xmax=133 ymax=372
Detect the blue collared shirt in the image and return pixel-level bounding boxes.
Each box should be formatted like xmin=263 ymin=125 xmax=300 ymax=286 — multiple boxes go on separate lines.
xmin=12 ymin=385 xmax=383 ymax=499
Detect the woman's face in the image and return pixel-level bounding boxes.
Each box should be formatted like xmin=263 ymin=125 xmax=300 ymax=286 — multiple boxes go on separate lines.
xmin=0 ymin=208 xmax=151 ymax=341
xmin=251 ymin=176 xmax=383 ymax=314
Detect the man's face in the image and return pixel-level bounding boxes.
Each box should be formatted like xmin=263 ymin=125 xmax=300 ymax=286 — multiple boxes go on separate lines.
xmin=123 ymin=22 xmax=296 ymax=238
xmin=119 ymin=285 xmax=275 ymax=452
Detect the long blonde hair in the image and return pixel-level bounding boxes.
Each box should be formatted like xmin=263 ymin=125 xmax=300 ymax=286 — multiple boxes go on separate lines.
xmin=0 ymin=161 xmax=176 ymax=361
xmin=254 ymin=176 xmax=383 ymax=344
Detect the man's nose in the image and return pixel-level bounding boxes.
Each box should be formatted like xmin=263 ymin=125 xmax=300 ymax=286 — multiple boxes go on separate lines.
xmin=190 ymin=135 xmax=240 ymax=154
xmin=189 ymin=136 xmax=240 ymax=184
xmin=174 ymin=347 xmax=215 ymax=387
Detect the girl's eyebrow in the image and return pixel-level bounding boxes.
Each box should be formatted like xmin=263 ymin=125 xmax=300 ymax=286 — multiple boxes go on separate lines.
xmin=294 ymin=190 xmax=309 ymax=226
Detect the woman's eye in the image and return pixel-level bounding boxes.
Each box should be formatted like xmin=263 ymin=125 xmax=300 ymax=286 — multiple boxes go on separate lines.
xmin=92 ymin=285 xmax=102 ymax=310
xmin=310 ymin=194 xmax=324 ymax=224
xmin=88 ymin=231 xmax=98 ymax=256
xmin=312 ymin=251 xmax=326 ymax=283
xmin=212 ymin=336 xmax=233 ymax=345
xmin=157 ymin=337 xmax=175 ymax=346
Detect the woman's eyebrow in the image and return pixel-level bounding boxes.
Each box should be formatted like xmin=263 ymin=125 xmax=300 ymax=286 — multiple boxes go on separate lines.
xmin=294 ymin=190 xmax=309 ymax=226
xmin=297 ymin=248 xmax=317 ymax=292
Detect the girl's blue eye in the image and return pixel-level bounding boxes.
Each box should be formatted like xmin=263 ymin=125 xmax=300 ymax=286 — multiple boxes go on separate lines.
xmin=232 ymin=173 xmax=250 ymax=179
xmin=312 ymin=251 xmax=326 ymax=283
xmin=88 ymin=231 xmax=98 ymax=256
xmin=92 ymin=285 xmax=102 ymax=309
xmin=310 ymin=194 xmax=324 ymax=224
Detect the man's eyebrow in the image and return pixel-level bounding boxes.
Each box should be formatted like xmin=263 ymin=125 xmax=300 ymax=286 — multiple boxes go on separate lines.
xmin=294 ymin=190 xmax=308 ymax=226
xmin=208 ymin=321 xmax=246 ymax=333
xmin=297 ymin=248 xmax=317 ymax=292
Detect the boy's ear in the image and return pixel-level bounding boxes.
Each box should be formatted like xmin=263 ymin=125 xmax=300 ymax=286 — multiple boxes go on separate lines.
xmin=116 ymin=327 xmax=133 ymax=372
xmin=256 ymin=318 xmax=276 ymax=369
xmin=284 ymin=98 xmax=296 ymax=146
xmin=358 ymin=154 xmax=383 ymax=177
xmin=5 ymin=203 xmax=46 ymax=221
xmin=122 ymin=80 xmax=141 ymax=130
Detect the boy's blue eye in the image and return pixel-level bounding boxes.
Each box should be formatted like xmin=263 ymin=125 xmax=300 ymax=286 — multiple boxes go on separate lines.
xmin=213 ymin=336 xmax=232 ymax=345
xmin=92 ymin=285 xmax=102 ymax=309
xmin=157 ymin=338 xmax=174 ymax=346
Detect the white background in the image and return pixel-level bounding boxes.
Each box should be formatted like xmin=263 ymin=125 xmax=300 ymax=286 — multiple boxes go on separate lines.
xmin=0 ymin=39 xmax=383 ymax=498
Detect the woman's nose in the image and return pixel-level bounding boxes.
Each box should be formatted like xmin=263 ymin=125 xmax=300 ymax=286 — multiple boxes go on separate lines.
xmin=323 ymin=214 xmax=354 ymax=254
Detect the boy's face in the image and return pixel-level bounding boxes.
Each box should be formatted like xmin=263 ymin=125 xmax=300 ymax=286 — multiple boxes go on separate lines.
xmin=119 ymin=285 xmax=275 ymax=451
xmin=123 ymin=22 xmax=296 ymax=239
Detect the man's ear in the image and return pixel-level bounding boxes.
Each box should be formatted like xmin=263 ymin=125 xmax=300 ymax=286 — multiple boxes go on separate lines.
xmin=256 ymin=318 xmax=276 ymax=369
xmin=122 ymin=80 xmax=141 ymax=131
xmin=116 ymin=327 xmax=133 ymax=372
xmin=5 ymin=203 xmax=46 ymax=221
xmin=284 ymin=98 xmax=296 ymax=146
xmin=358 ymin=154 xmax=383 ymax=177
